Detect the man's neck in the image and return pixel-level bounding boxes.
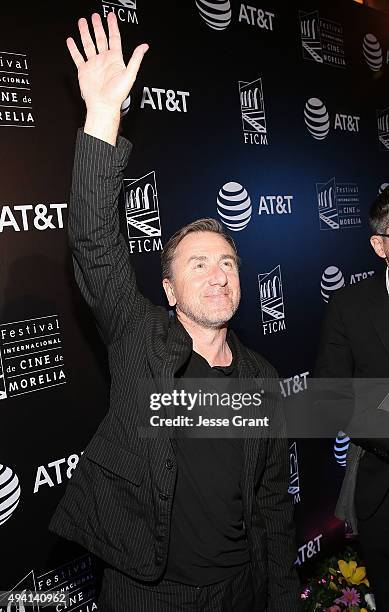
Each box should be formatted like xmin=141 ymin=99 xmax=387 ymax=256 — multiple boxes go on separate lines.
xmin=176 ymin=312 xmax=232 ymax=367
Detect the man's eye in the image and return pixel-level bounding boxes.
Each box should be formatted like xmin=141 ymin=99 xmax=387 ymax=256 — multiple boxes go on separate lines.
xmin=195 ymin=263 xmax=205 ymax=269
xmin=223 ymin=261 xmax=233 ymax=268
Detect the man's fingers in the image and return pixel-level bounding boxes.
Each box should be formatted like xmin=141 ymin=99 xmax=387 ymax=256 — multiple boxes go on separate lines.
xmin=66 ymin=37 xmax=85 ymax=69
xmin=125 ymin=43 xmax=149 ymax=86
xmin=107 ymin=11 xmax=122 ymax=53
xmin=78 ymin=17 xmax=97 ymax=60
xmin=91 ymin=13 xmax=108 ymax=54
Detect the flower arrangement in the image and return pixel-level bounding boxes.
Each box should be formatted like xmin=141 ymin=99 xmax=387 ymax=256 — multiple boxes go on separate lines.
xmin=300 ymin=547 xmax=376 ymax=611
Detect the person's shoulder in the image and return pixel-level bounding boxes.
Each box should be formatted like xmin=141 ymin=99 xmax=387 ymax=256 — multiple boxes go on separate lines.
xmin=330 ymin=271 xmax=381 ymax=306
xmin=245 ymin=346 xmax=279 ymax=379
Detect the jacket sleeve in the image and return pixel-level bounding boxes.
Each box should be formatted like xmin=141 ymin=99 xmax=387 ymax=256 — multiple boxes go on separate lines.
xmin=249 ymin=363 xmax=300 ymax=612
xmin=315 ymin=293 xmax=389 ymax=457
xmin=68 ymin=128 xmax=150 ymax=345
xmin=314 ymin=293 xmax=356 ymax=434
xmin=315 ymin=293 xmax=354 ymax=378
xmin=254 ymin=433 xmax=301 ymax=611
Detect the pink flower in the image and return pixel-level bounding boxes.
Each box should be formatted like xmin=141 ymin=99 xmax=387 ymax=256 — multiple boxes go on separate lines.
xmin=335 ymin=586 xmax=361 ymax=606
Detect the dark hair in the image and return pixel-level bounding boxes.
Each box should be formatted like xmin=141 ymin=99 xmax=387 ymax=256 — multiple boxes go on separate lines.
xmin=161 ymin=218 xmax=240 ymax=280
xmin=369 ymin=186 xmax=389 ymax=234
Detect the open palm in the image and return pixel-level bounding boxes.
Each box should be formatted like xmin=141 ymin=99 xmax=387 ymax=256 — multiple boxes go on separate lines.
xmin=67 ymin=12 xmax=148 ymax=111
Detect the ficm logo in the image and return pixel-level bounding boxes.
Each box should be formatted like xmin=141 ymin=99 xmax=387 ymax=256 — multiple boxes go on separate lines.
xmin=0 ymin=464 xmax=21 ymax=526
xmin=195 ymin=0 xmax=232 ymax=31
xmin=321 ymin=265 xmax=345 ymax=303
xmin=334 ymin=431 xmax=350 ymax=467
xmin=304 ymin=98 xmax=330 ymax=140
xmin=216 ymin=182 xmax=251 ymax=231
xmin=363 ymin=33 xmax=383 ymax=71
xmin=117 ymin=0 xmax=136 ymax=7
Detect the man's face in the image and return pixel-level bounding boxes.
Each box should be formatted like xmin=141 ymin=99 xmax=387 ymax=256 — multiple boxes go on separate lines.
xmin=162 ymin=231 xmax=241 ymax=329
xmin=370 ymin=225 xmax=389 ymax=263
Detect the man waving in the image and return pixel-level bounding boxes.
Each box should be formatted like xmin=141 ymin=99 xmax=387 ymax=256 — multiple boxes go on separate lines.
xmin=50 ymin=12 xmax=300 ymax=611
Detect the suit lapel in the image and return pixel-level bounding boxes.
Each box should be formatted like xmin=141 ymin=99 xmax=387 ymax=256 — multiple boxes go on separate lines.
xmin=368 ymin=267 xmax=389 ymax=357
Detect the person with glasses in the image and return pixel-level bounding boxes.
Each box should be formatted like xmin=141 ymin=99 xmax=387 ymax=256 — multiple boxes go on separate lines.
xmin=315 ymin=187 xmax=389 ymax=611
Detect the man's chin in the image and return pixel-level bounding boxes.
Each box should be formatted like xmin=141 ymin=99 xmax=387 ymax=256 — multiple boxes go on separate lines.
xmin=176 ymin=301 xmax=239 ymax=329
xmin=196 ymin=308 xmax=236 ymax=329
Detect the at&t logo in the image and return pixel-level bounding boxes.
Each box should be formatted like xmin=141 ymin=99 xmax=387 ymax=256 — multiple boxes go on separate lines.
xmin=362 ymin=33 xmax=389 ymax=72
xmin=295 ymin=534 xmax=323 ymax=566
xmin=195 ymin=0 xmax=232 ymax=30
xmin=195 ymin=1 xmax=276 ymax=32
xmin=217 ymin=182 xmax=252 ymax=231
xmin=216 ymin=182 xmax=293 ymax=231
xmin=0 ymin=464 xmax=21 ymax=526
xmin=334 ymin=431 xmax=350 ymax=467
xmin=321 ymin=266 xmax=345 ymax=303
xmin=258 ymin=265 xmax=286 ymax=335
xmin=304 ymin=98 xmax=360 ymax=140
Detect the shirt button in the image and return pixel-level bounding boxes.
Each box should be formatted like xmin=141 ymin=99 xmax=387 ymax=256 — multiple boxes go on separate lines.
xmin=165 ymin=458 xmax=174 ymax=470
xmin=159 ymin=492 xmax=169 ymax=501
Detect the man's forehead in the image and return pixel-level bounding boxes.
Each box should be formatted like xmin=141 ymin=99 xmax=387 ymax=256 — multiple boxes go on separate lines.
xmin=175 ymin=231 xmax=234 ymax=256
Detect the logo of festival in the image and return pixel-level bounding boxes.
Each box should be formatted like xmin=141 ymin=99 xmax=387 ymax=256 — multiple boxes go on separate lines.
xmin=316 ymin=178 xmax=362 ymax=230
xmin=258 ymin=265 xmax=286 ymax=335
xmin=299 ymin=10 xmax=346 ymax=68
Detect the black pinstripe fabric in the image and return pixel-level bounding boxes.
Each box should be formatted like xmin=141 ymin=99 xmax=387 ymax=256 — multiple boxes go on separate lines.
xmin=49 ymin=129 xmax=300 ymax=611
xmin=97 ymin=563 xmax=259 ymax=612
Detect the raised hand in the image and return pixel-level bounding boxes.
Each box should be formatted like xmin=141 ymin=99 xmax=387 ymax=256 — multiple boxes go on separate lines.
xmin=67 ymin=12 xmax=149 ymax=144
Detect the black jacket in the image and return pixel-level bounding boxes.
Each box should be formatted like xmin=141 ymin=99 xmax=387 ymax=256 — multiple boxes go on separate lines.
xmin=49 ymin=129 xmax=300 ymax=611
xmin=315 ymin=268 xmax=389 ymax=523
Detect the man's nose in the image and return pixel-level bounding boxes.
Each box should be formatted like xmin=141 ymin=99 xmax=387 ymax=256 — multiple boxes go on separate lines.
xmin=208 ymin=264 xmax=228 ymax=285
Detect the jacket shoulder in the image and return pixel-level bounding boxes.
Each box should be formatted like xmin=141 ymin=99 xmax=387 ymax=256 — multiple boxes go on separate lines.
xmin=330 ymin=273 xmax=379 ymax=307
xmin=245 ymin=346 xmax=279 ymax=379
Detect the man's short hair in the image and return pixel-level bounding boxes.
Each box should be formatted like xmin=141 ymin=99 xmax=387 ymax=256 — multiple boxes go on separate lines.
xmin=369 ymin=186 xmax=389 ymax=234
xmin=161 ymin=218 xmax=240 ymax=280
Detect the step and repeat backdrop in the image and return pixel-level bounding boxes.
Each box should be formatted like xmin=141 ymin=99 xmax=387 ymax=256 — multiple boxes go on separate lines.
xmin=1 ymin=0 xmax=389 ymax=608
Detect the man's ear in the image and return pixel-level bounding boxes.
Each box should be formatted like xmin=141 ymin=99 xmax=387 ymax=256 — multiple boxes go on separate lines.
xmin=162 ymin=278 xmax=177 ymax=306
xmin=370 ymin=235 xmax=387 ymax=259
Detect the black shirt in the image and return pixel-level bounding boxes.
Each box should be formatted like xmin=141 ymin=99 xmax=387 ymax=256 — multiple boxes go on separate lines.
xmin=165 ymin=349 xmax=250 ymax=586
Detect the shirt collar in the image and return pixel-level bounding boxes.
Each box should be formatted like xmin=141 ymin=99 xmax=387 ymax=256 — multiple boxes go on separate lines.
xmin=386 ymin=266 xmax=389 ymax=296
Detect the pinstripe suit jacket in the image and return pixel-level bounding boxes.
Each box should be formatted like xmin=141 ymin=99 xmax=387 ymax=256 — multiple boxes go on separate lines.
xmin=49 ymin=129 xmax=300 ymax=611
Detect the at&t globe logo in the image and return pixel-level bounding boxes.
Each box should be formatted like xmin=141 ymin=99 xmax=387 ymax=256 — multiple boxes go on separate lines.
xmin=216 ymin=182 xmax=252 ymax=231
xmin=0 ymin=464 xmax=21 ymax=525
xmin=363 ymin=33 xmax=383 ymax=71
xmin=195 ymin=0 xmax=232 ymax=30
xmin=334 ymin=432 xmax=350 ymax=467
xmin=304 ymin=98 xmax=330 ymax=140
xmin=321 ymin=265 xmax=345 ymax=303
